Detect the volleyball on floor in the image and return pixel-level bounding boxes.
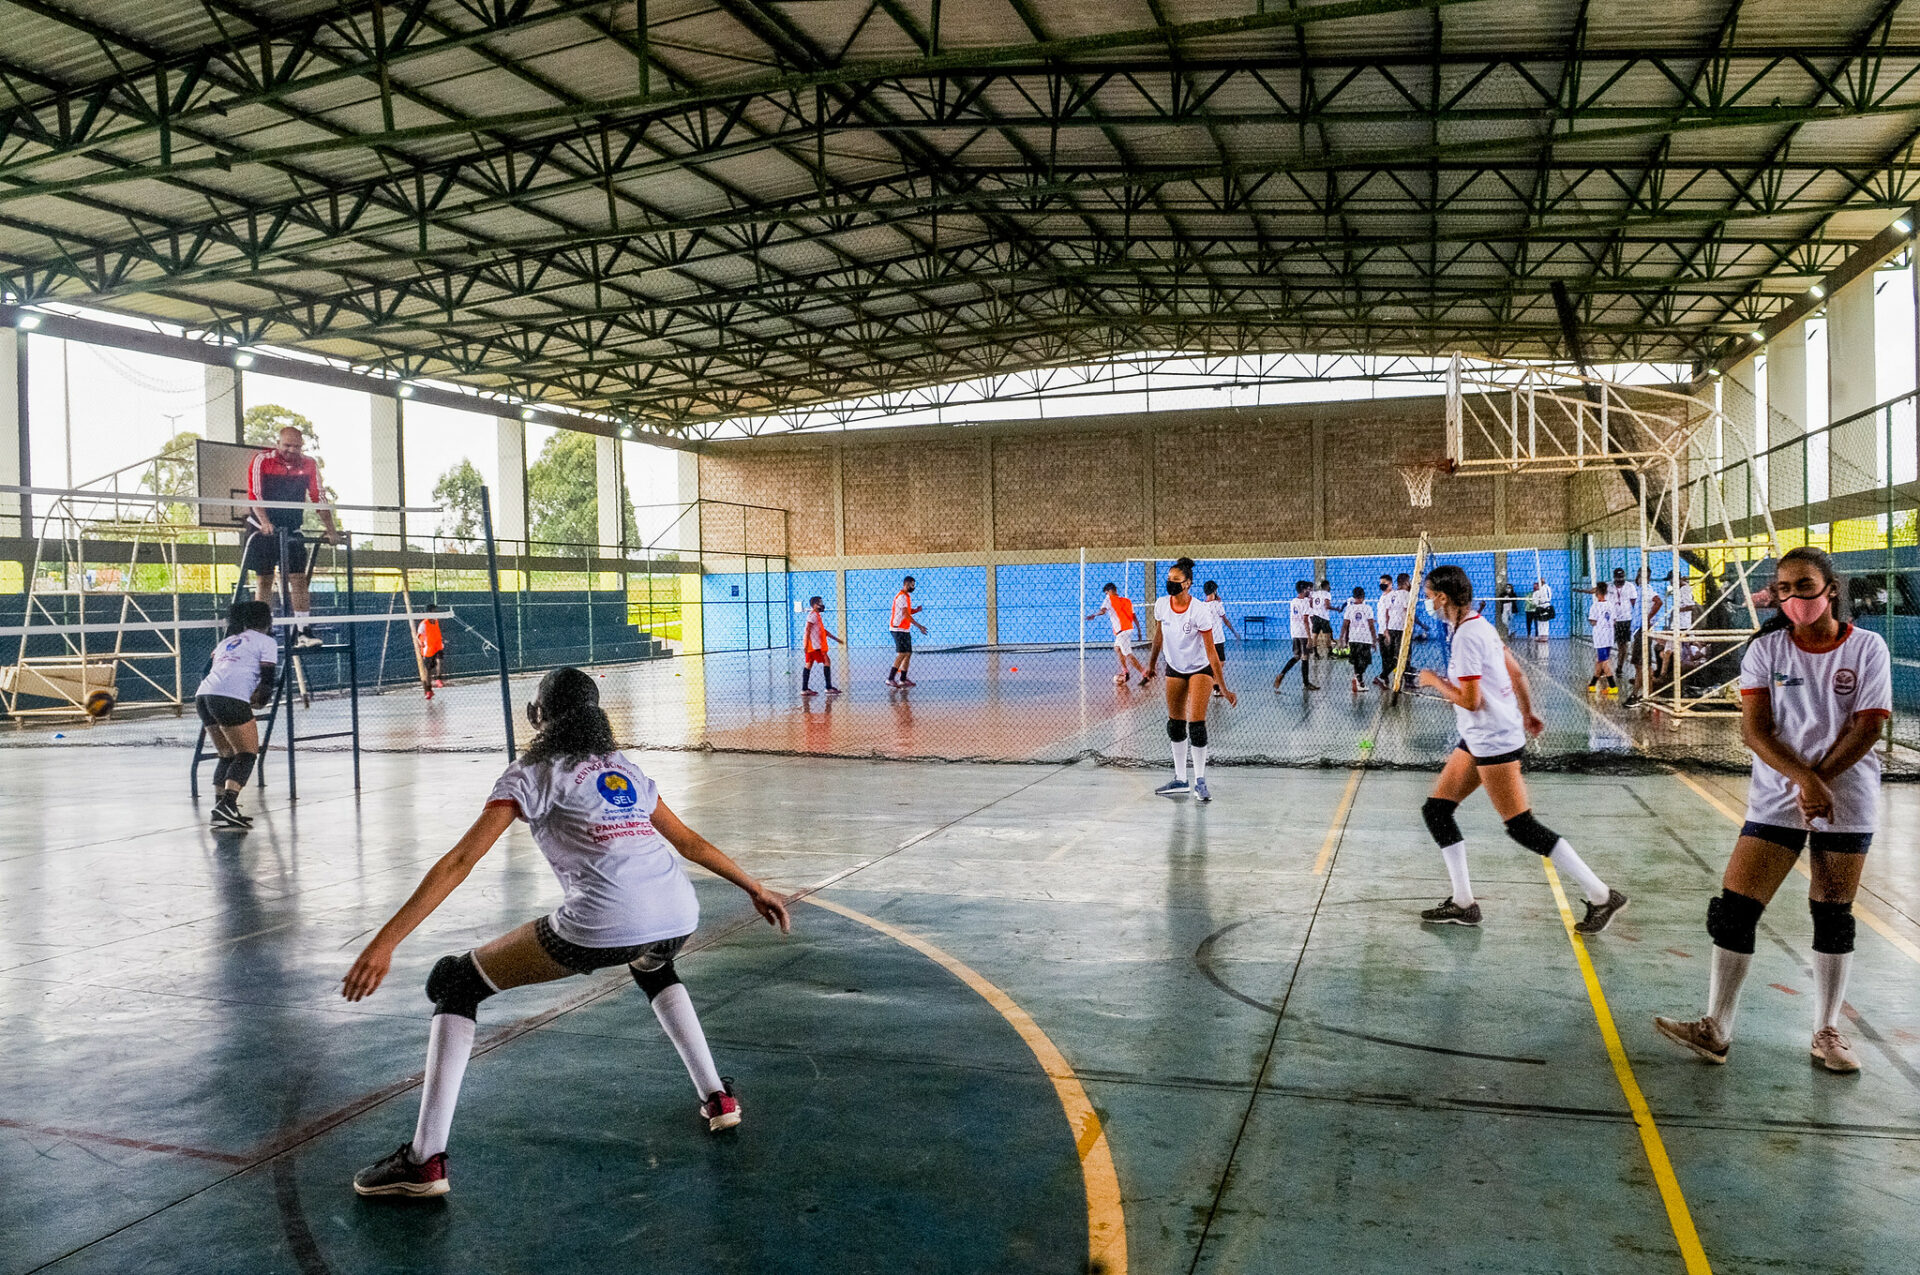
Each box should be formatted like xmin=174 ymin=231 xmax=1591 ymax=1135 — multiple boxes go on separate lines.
xmin=83 ymin=690 xmax=114 ymax=718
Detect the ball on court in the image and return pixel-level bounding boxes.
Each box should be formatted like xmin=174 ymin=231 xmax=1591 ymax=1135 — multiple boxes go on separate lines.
xmin=1009 ymin=666 xmax=1017 ymax=672
xmin=1114 ymin=673 xmax=1126 ymax=685
xmin=84 ymin=690 xmax=114 ymax=719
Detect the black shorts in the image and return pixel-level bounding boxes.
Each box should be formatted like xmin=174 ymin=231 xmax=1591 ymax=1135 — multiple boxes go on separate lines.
xmin=243 ymin=529 xmax=309 ymax=576
xmin=1291 ymin=636 xmax=1314 ymax=657
xmin=1613 ymin=621 xmax=1632 ymax=652
xmin=196 ymin=693 xmax=254 ymax=728
xmin=1348 ymin=642 xmax=1373 ymax=672
xmin=1739 ymin=821 xmax=1873 ymax=856
xmin=1167 ymin=665 xmax=1212 ymax=681
xmin=533 ymin=915 xmax=690 ymax=974
xmin=1454 ymin=739 xmax=1526 ymax=767
xmin=1311 ymin=616 xmax=1333 ymax=635
xmin=891 ymin=630 xmax=913 ymax=654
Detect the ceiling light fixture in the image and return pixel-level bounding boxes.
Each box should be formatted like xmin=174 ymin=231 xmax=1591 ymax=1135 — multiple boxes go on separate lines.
xmin=16 ymin=313 xmax=39 ymax=329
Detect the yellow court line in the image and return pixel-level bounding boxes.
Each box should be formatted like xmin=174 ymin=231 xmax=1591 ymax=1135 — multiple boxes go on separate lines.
xmin=1542 ymin=861 xmax=1714 ymax=1275
xmin=801 ymin=895 xmax=1128 ymax=1275
xmin=1670 ymin=770 xmax=1920 ymax=967
xmin=1313 ymin=766 xmax=1366 ymax=875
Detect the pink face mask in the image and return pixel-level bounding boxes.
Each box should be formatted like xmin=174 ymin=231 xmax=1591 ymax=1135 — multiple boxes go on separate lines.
xmin=1779 ymin=594 xmax=1830 ymax=626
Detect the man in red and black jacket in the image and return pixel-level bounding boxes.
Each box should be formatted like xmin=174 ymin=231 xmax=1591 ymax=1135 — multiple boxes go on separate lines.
xmin=246 ymin=427 xmax=339 ymax=643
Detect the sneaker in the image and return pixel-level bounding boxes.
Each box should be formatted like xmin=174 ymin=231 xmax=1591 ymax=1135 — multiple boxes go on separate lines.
xmin=424 ymin=688 xmax=434 ymax=701
xmin=210 ymin=800 xmax=251 ymax=830
xmin=1575 ymin=889 xmax=1629 ymax=935
xmin=1653 ymin=1015 xmax=1730 ymax=1064
xmin=1115 ymin=673 xmax=1127 ymax=685
xmin=1303 ymin=679 xmax=1321 ymax=691
xmin=1154 ymin=778 xmax=1191 ymax=798
xmin=294 ymin=629 xmax=324 ymax=650
xmin=1811 ymin=1026 xmax=1862 ymax=1074
xmin=825 ymin=686 xmax=841 ymax=695
xmin=1192 ymin=777 xmax=1212 ymax=803
xmin=352 ymin=1143 xmax=449 ymax=1197
xmin=1419 ymin=897 xmax=1482 ymax=926
xmin=432 ymin=678 xmax=445 ymax=688
xmin=898 ymin=677 xmax=916 ymax=687
xmin=701 ymin=1079 xmax=742 ymax=1132
xmin=801 ymin=688 xmax=818 ymax=697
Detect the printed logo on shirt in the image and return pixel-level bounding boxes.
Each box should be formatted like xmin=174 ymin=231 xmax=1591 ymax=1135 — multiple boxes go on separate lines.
xmin=1834 ymin=667 xmax=1858 ymax=696
xmin=1771 ymin=671 xmax=1804 ymax=688
xmin=597 ymin=772 xmax=639 ymax=808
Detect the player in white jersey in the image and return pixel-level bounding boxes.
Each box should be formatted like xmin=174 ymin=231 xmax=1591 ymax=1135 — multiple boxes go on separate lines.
xmin=1201 ymin=580 xmax=1239 ymax=698
xmin=1655 ymin=547 xmax=1892 ymax=1074
xmin=1340 ymin=587 xmax=1376 ymax=693
xmin=1273 ymin=580 xmax=1321 ymax=691
xmin=1413 ymin=565 xmax=1628 ymax=933
xmin=1309 ymin=580 xmax=1334 ymax=658
xmin=1144 ymin=557 xmax=1236 ymax=802
xmin=195 ymin=600 xmax=280 ymax=830
xmin=1586 ymin=584 xmax=1617 ymax=695
xmin=343 ymin=667 xmax=792 ymax=1198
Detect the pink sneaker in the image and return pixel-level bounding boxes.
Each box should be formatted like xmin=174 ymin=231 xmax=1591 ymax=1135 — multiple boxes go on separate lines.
xmin=898 ymin=677 xmax=917 ymax=687
xmin=701 ymin=1079 xmax=742 ymax=1132
xmin=801 ymin=688 xmax=818 ymax=696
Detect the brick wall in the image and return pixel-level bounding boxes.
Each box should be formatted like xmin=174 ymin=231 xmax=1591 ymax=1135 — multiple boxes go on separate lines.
xmin=698 ymin=395 xmax=1570 ymax=558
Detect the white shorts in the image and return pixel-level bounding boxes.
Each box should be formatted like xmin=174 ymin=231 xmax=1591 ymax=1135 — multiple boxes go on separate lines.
xmin=1112 ymin=634 xmax=1134 ymax=655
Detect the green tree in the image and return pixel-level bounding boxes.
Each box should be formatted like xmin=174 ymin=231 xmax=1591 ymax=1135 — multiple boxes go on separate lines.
xmin=527 ymin=431 xmax=639 ymax=549
xmin=432 ymin=458 xmax=486 ymax=548
xmin=243 ymin=403 xmax=319 ymax=448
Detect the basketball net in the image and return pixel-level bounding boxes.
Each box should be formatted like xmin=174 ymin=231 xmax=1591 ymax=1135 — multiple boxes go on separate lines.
xmin=1397 ymin=464 xmax=1437 ymax=508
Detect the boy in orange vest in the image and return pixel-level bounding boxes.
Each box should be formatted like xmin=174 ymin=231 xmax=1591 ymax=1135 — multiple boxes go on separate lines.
xmin=801 ymin=596 xmax=844 ymax=695
xmin=1086 ymin=582 xmax=1147 ymax=685
xmin=416 ymin=612 xmax=445 ymax=699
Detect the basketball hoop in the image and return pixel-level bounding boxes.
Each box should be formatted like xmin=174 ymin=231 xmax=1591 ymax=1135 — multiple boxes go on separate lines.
xmin=1398 ymin=464 xmax=1438 ymax=508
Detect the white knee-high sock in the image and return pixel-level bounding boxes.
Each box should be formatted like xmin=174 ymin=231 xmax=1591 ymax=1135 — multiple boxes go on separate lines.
xmin=1707 ymin=948 xmax=1752 ymax=1037
xmin=1170 ymin=740 xmax=1190 ymax=781
xmin=1548 ymin=839 xmax=1609 ymax=905
xmin=1811 ymin=951 xmax=1852 ymax=1032
xmin=651 ymin=983 xmax=724 ymax=1098
xmin=410 ymin=1013 xmax=476 ymax=1160
xmin=1440 ymin=842 xmax=1474 ymax=906
xmin=1190 ymin=745 xmax=1208 ymax=781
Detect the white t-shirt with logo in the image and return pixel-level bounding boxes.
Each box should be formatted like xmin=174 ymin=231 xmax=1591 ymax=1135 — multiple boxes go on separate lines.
xmin=1448 ymin=613 xmax=1525 ymax=757
xmin=1288 ymin=596 xmax=1314 ymax=640
xmin=487 ymin=751 xmax=699 ymax=946
xmin=1205 ymin=596 xmax=1228 ymax=641
xmin=1383 ymin=588 xmax=1411 ymax=632
xmin=1588 ymin=597 xmax=1616 ymax=649
xmin=1342 ymin=600 xmax=1375 ymax=645
xmin=196 ymin=629 xmax=279 ymax=701
xmin=1309 ymin=588 xmax=1332 ymax=620
xmin=1667 ymin=582 xmax=1696 ymax=631
xmin=1608 ymin=581 xmax=1639 ymax=625
xmin=1738 ymin=626 xmax=1893 ymax=832
xmin=1154 ymin=595 xmax=1217 ymax=675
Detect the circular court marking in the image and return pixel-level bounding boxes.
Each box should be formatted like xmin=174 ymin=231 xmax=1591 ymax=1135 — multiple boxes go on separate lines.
xmin=804 ymin=895 xmax=1128 ymax=1275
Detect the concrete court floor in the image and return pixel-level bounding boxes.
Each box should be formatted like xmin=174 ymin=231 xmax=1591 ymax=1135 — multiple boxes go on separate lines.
xmin=4 ymin=745 xmax=1920 ymax=1274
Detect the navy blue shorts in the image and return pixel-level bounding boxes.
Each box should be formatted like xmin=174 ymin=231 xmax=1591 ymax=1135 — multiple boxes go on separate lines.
xmin=533 ymin=915 xmax=689 ymax=974
xmin=1739 ymin=821 xmax=1873 ymax=856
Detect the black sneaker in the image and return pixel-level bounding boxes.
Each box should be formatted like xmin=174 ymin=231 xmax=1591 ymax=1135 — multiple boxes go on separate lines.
xmin=353 ymin=1143 xmax=449 ymax=1197
xmin=1420 ymin=897 xmax=1482 ymax=926
xmin=1575 ymin=888 xmax=1629 ymax=935
xmin=210 ymin=799 xmax=251 ymax=830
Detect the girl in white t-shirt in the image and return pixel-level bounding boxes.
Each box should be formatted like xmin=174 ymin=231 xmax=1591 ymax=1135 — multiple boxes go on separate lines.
xmin=1273 ymin=580 xmax=1322 ymax=691
xmin=1413 ymin=565 xmax=1627 ymax=934
xmin=1656 ymin=546 xmax=1892 ymax=1075
xmin=195 ymin=600 xmax=279 ymax=831
xmin=1144 ymin=557 xmax=1237 ymax=802
xmin=342 ymin=667 xmax=791 ymax=1198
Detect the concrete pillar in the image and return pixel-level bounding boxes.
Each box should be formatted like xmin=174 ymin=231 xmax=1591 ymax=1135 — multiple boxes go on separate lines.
xmin=0 ymin=328 xmax=24 ymax=536
xmin=370 ymin=394 xmax=403 ymax=550
xmin=204 ymin=366 xmax=242 ymax=443
xmin=1828 ymin=273 xmax=1879 ymax=495
xmin=675 ymin=449 xmax=701 ymax=556
xmin=1766 ymin=323 xmax=1808 ymax=510
xmin=596 ymin=434 xmax=622 ymax=552
xmin=495 ymin=417 xmax=527 ymax=548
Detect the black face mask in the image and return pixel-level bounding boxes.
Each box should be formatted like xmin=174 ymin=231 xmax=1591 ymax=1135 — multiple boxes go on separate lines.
xmin=1165 ymin=579 xmax=1185 ymax=596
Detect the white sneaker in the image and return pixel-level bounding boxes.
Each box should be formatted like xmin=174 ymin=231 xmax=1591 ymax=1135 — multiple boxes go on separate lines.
xmin=1811 ymin=1026 xmax=1861 ymax=1073
xmin=1653 ymin=1014 xmax=1730 ymax=1064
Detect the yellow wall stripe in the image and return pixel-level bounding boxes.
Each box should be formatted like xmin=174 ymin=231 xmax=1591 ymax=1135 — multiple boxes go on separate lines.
xmin=1543 ymin=862 xmax=1714 ymax=1274
xmin=803 ymin=895 xmax=1128 ymax=1275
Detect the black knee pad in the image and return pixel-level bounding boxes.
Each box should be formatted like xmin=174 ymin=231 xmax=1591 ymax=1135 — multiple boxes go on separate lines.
xmin=212 ymin=756 xmax=233 ymax=788
xmin=1188 ymin=720 xmax=1209 ymax=749
xmin=226 ymin=752 xmax=256 ymax=788
xmin=1502 ymin=811 xmax=1560 ymax=857
xmin=1420 ymin=797 xmax=1462 ymax=848
xmin=1167 ymin=718 xmax=1188 ymax=743
xmin=628 ymin=955 xmax=683 ymax=1001
xmin=425 ymin=952 xmax=498 ymax=1019
xmin=1809 ymin=899 xmax=1857 ymax=955
xmin=1705 ymin=889 xmax=1765 ymax=955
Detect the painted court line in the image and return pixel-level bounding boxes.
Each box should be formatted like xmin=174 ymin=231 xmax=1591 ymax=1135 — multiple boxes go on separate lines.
xmin=1312 ymin=767 xmax=1365 ymax=875
xmin=1670 ymin=770 xmax=1920 ymax=967
xmin=801 ymin=895 xmax=1127 ymax=1275
xmin=1542 ymin=861 xmax=1714 ymax=1275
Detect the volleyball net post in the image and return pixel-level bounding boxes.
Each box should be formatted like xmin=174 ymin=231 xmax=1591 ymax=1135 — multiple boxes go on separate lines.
xmin=480 ymin=485 xmax=517 ymax=761
xmin=1386 ymin=532 xmax=1432 ymax=707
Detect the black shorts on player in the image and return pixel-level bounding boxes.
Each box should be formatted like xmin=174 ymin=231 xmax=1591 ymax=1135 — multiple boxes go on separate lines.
xmin=1738 ymin=821 xmax=1873 ymax=856
xmin=891 ymin=630 xmax=913 ymax=654
xmin=196 ymin=694 xmax=254 ymax=728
